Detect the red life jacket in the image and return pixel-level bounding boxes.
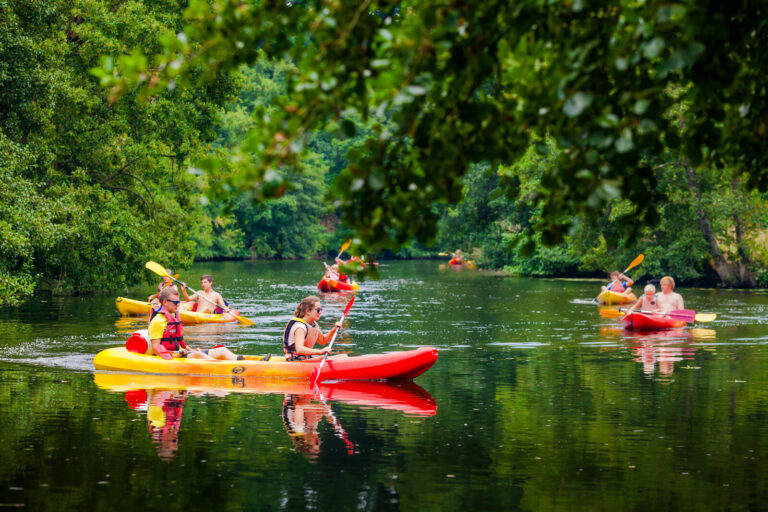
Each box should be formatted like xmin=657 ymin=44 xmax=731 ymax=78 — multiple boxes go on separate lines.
xmin=150 ymin=307 xmax=187 ymax=351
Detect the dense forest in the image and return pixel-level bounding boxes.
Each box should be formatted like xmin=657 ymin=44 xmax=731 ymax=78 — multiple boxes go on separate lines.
xmin=2 ymin=0 xmax=767 ymax=306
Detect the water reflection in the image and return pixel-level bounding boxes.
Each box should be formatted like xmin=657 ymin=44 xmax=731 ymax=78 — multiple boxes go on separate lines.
xmin=94 ymin=373 xmax=436 ymax=459
xmin=600 ymin=325 xmax=717 ymax=375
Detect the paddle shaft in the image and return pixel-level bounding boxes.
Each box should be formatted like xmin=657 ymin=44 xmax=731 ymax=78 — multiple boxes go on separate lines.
xmin=311 ymin=298 xmax=355 ymax=384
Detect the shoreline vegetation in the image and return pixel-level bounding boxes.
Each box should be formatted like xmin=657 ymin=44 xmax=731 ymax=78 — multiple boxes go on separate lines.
xmin=3 ymin=2 xmax=767 ymax=306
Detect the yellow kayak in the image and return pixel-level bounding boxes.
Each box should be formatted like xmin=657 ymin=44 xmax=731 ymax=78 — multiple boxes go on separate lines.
xmin=115 ymin=297 xmax=238 ymax=324
xmin=597 ymin=290 xmax=637 ymax=305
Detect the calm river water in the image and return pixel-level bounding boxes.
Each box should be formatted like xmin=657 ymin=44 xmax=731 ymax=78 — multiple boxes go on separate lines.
xmin=2 ymin=260 xmax=768 ymax=511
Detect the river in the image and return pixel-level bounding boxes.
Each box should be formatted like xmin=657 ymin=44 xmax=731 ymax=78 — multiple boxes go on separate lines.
xmin=1 ymin=260 xmax=767 ymax=511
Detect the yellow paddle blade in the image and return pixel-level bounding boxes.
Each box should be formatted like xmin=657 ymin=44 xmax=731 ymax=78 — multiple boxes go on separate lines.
xmin=599 ymin=308 xmax=625 ymax=318
xmin=339 ymin=240 xmax=352 ymax=256
xmin=146 ymin=261 xmax=171 ymax=278
xmin=694 ymin=313 xmax=717 ymax=322
xmin=625 ymin=254 xmax=644 ymax=271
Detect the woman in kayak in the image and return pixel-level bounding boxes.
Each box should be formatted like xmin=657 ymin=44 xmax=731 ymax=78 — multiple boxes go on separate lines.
xmin=283 ymin=296 xmax=343 ymax=361
xmin=628 ymin=284 xmax=658 ymax=313
xmin=148 ymin=268 xmax=177 ymax=304
xmin=600 ymin=270 xmax=634 ymax=296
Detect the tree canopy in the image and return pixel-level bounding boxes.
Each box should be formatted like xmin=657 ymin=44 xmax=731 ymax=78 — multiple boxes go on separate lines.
xmin=97 ymin=0 xmax=768 ymax=258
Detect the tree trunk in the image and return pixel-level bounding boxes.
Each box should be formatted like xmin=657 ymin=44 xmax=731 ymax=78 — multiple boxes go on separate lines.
xmin=731 ymin=178 xmax=757 ymax=287
xmin=683 ymin=161 xmax=737 ymax=286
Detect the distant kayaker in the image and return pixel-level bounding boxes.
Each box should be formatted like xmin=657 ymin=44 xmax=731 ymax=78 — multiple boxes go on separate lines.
xmin=149 ymin=287 xmax=242 ymax=361
xmin=601 ymin=270 xmax=634 ymax=296
xmin=628 ymin=284 xmax=658 ymax=313
xmin=283 ymin=295 xmax=343 ymax=361
xmin=148 ymin=268 xmax=177 ymax=304
xmin=181 ymin=274 xmax=230 ymax=315
xmin=656 ymin=276 xmax=684 ymax=313
xmin=451 ymin=249 xmax=464 ymax=263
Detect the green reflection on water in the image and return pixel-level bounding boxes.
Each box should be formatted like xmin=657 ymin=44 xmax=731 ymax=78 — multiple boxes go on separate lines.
xmin=1 ymin=261 xmax=768 ymax=511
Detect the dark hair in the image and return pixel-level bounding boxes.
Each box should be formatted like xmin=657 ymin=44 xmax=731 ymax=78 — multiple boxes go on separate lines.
xmin=294 ymin=295 xmax=321 ymax=318
xmin=159 ymin=287 xmax=179 ymax=303
xmin=200 ymin=274 xmax=213 ymax=283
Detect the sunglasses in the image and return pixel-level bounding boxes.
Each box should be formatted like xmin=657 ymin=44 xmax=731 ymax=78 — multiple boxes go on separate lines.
xmin=167 ymin=299 xmax=181 ymax=305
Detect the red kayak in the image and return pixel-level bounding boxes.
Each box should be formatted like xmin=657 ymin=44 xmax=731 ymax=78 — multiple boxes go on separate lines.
xmin=622 ymin=311 xmax=687 ymax=330
xmin=449 ymin=258 xmax=464 ymax=266
xmin=318 ymin=278 xmax=359 ymax=292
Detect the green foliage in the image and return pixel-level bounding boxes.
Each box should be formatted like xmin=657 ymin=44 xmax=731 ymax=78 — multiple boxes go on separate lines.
xmin=97 ymin=0 xmax=768 ymax=259
xmin=0 ymin=0 xmax=235 ymax=305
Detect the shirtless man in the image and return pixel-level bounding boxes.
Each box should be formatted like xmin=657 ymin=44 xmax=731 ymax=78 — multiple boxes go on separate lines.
xmin=656 ymin=276 xmax=684 ymax=313
xmin=181 ymin=274 xmax=229 ymax=315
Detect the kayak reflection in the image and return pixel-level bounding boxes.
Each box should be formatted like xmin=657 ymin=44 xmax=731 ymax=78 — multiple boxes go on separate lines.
xmin=94 ymin=373 xmax=436 ymax=458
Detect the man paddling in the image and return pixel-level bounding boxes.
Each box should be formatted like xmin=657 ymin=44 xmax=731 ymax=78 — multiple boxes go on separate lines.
xmin=656 ymin=276 xmax=684 ymax=313
xmin=181 ymin=274 xmax=230 ymax=316
xmin=150 ymin=287 xmax=242 ymax=361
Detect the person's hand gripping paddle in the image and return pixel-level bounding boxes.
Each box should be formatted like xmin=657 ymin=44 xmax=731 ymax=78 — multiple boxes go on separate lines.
xmin=145 ymin=261 xmax=256 ymax=326
xmin=310 ymin=297 xmax=355 ymax=385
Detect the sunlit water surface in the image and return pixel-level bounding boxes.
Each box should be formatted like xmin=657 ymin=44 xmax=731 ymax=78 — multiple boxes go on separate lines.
xmin=2 ymin=260 xmax=768 ymax=511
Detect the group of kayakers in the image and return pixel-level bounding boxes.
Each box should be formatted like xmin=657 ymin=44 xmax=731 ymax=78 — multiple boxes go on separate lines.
xmin=146 ymin=271 xmax=340 ymax=363
xmin=601 ymin=270 xmax=684 ymax=314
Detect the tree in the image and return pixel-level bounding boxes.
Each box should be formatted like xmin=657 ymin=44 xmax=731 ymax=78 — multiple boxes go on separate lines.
xmin=0 ymin=0 xmax=236 ymax=304
xmin=96 ymin=0 xmax=768 ymax=262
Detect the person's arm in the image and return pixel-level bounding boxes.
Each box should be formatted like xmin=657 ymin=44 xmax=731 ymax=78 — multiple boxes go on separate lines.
xmin=294 ymin=327 xmax=330 ymax=356
xmin=628 ymin=298 xmax=642 ymax=312
xmin=216 ymin=293 xmax=227 ymax=309
xmin=318 ymin=321 xmax=344 ymax=344
xmin=181 ymin=285 xmax=191 ymax=302
xmin=678 ymin=295 xmax=685 ymax=310
xmin=148 ymin=293 xmax=158 ymax=301
xmin=620 ymin=274 xmax=634 ymax=286
xmin=334 ymin=256 xmax=347 ymax=266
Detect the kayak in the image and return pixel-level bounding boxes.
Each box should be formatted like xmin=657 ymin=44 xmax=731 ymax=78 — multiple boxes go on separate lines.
xmin=317 ymin=278 xmax=359 ymax=292
xmin=449 ymin=258 xmax=464 ymax=266
xmin=622 ymin=311 xmax=687 ymax=330
xmin=597 ymin=290 xmax=637 ymax=305
xmin=93 ymin=346 xmax=438 ymax=382
xmin=93 ymin=373 xmax=437 ymax=416
xmin=115 ymin=297 xmax=238 ymax=325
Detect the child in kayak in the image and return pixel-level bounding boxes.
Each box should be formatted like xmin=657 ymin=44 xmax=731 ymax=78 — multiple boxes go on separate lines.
xmin=149 ymin=288 xmax=241 ymax=361
xmin=628 ymin=284 xmax=658 ymax=313
xmin=601 ymin=270 xmax=634 ymax=296
xmin=283 ymin=295 xmax=343 ymax=361
xmin=148 ymin=268 xmax=177 ymax=304
xmin=181 ymin=274 xmax=231 ymax=316
xmin=656 ymin=276 xmax=684 ymax=313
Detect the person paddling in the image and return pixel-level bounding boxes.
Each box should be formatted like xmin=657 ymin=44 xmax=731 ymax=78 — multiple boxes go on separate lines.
xmin=628 ymin=284 xmax=659 ymax=313
xmin=181 ymin=274 xmax=230 ymax=316
xmin=601 ymin=270 xmax=634 ymax=296
xmin=149 ymin=287 xmax=242 ymax=361
xmin=148 ymin=268 xmax=177 ymax=304
xmin=283 ymin=296 xmax=343 ymax=361
xmin=656 ymin=276 xmax=684 ymax=313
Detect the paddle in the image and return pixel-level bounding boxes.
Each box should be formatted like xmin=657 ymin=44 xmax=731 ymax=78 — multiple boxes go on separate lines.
xmin=600 ymin=308 xmax=717 ymax=322
xmin=145 ymin=261 xmax=256 ymax=326
xmin=594 ymin=254 xmax=645 ymax=303
xmin=338 ymin=239 xmax=351 ymax=258
xmin=309 ymin=296 xmax=355 ymax=385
